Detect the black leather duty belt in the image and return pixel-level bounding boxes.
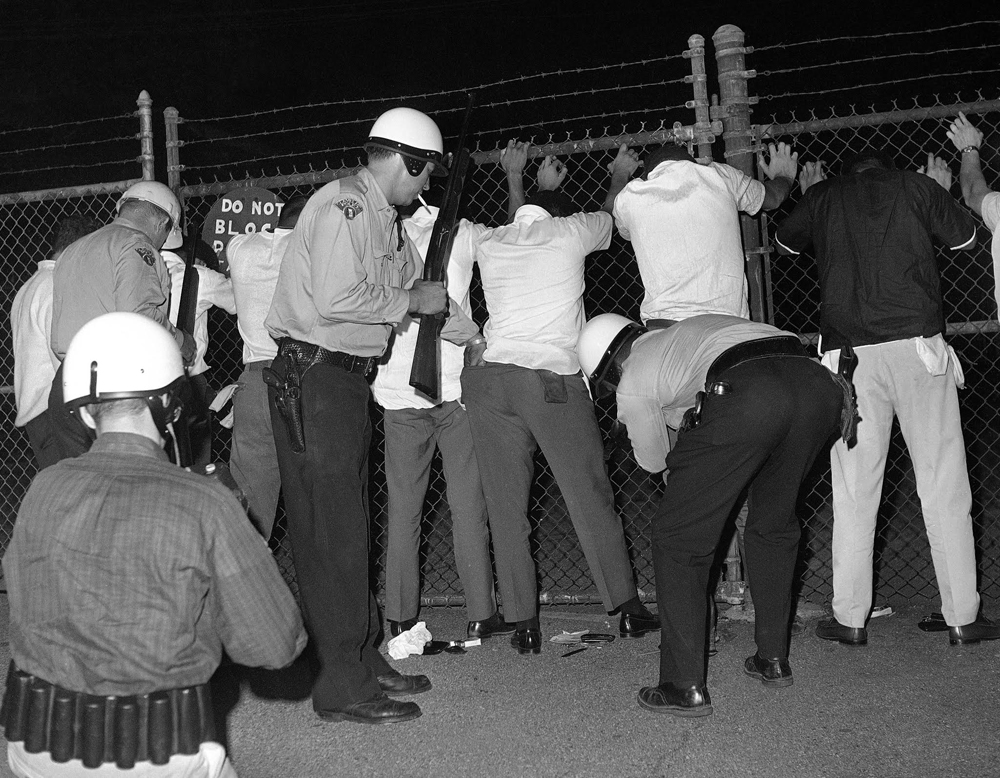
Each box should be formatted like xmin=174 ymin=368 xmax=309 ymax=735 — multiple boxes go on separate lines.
xmin=278 ymin=338 xmax=378 ymax=379
xmin=705 ymin=336 xmax=808 ymax=386
xmin=0 ymin=662 xmax=214 ymax=770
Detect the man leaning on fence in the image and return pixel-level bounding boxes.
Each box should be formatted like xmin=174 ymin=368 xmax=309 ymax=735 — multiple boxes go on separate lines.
xmin=611 ymin=139 xmax=797 ymax=323
xmin=264 ymin=107 xmax=484 ymax=725
xmin=775 ymin=147 xmax=1000 ymax=646
xmin=226 ymin=195 xmax=308 ymax=540
xmin=1 ymin=312 xmax=306 ymax=778
xmin=947 ymin=112 xmax=1000 ymax=310
xmin=48 ymin=181 xmax=197 ymax=461
xmin=10 ymin=214 xmax=101 ymax=470
xmin=461 ymin=142 xmax=660 ymax=656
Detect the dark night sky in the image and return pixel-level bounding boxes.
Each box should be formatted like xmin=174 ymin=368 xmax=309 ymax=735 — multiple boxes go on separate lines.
xmin=1 ymin=1 xmax=997 ymax=190
xmin=3 ymin=1 xmax=994 ymax=126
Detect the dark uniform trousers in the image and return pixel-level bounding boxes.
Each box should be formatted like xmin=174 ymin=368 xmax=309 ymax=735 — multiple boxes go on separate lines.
xmin=47 ymin=363 xmax=93 ymax=462
xmin=269 ymin=358 xmax=393 ymax=712
xmin=654 ymin=357 xmax=841 ymax=687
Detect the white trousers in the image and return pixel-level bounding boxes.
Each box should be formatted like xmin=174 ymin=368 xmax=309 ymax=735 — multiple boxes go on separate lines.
xmin=828 ymin=338 xmax=980 ymax=628
xmin=8 ymin=741 xmax=238 ymax=778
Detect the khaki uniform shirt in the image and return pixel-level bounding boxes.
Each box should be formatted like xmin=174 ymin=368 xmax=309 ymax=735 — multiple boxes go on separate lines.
xmin=51 ymin=222 xmax=185 ymax=359
xmin=265 ymin=168 xmax=477 ymax=357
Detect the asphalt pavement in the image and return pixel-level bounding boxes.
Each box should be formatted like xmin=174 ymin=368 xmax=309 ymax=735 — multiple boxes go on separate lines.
xmin=0 ymin=597 xmax=997 ymax=778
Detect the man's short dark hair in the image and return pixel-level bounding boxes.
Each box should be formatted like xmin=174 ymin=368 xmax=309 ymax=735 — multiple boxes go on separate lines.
xmin=843 ymin=148 xmax=897 ymax=175
xmin=49 ymin=214 xmax=102 ymax=259
xmin=642 ymin=143 xmax=694 ymax=179
xmin=527 ymin=190 xmax=576 ymax=218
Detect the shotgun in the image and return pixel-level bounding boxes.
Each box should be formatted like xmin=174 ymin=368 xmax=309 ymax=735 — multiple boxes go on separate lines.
xmin=408 ymin=95 xmax=475 ymax=398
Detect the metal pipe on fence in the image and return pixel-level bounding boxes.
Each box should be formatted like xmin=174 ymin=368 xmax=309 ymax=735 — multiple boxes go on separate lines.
xmin=136 ymin=91 xmax=155 ymax=182
xmin=758 ymin=99 xmax=1000 ymax=139
xmin=0 ymin=179 xmax=141 ymax=206
xmin=165 ymin=107 xmax=182 ymax=195
xmin=685 ymin=34 xmax=716 ymax=163
xmin=714 ymin=24 xmax=767 ymax=325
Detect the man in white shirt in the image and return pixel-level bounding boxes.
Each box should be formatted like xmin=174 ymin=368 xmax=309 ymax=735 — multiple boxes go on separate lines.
xmin=10 ymin=215 xmax=101 ymax=469
xmin=162 ymin=229 xmax=236 ymax=466
xmin=372 ymin=202 xmax=514 ymax=640
xmin=462 ymin=143 xmax=659 ymax=655
xmin=611 ymin=141 xmax=797 ymax=323
xmin=225 ymin=196 xmax=306 ymax=539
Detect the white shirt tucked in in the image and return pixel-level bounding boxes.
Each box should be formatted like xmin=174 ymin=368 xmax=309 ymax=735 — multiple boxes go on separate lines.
xmin=11 ymin=260 xmax=59 ymax=427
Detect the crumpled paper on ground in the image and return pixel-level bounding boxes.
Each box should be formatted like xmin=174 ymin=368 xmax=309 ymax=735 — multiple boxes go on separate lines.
xmin=386 ymin=621 xmax=433 ymax=659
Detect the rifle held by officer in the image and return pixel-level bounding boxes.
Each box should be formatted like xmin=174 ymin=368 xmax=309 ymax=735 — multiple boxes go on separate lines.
xmin=409 ymin=95 xmax=474 ymax=398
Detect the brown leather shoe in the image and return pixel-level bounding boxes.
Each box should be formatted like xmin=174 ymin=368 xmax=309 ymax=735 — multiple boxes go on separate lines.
xmin=376 ymin=673 xmax=432 ymax=698
xmin=815 ymin=618 xmax=867 ymax=646
xmin=511 ymin=628 xmax=542 ymax=655
xmin=743 ymin=653 xmax=793 ymax=688
xmin=317 ymin=694 xmax=421 ymax=724
xmin=467 ymin=611 xmax=517 ymax=640
xmin=637 ymin=682 xmax=713 ymax=717
xmin=949 ymin=617 xmax=1000 ymax=645
xmin=619 ymin=611 xmax=661 ymax=639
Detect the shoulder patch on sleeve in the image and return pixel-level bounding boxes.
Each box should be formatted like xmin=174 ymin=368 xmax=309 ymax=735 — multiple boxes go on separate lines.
xmin=335 ymin=197 xmax=364 ymax=220
xmin=135 ymin=246 xmax=157 ymax=266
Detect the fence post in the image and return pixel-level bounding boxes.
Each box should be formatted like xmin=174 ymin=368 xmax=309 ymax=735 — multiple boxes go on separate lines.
xmin=136 ymin=91 xmax=155 ymax=182
xmin=685 ymin=34 xmax=715 ymax=164
xmin=713 ymin=24 xmax=766 ymax=323
xmin=164 ymin=107 xmax=182 ymax=199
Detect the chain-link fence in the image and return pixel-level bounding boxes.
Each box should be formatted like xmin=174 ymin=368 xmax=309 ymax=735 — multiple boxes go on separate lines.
xmin=3 ymin=25 xmax=1000 ymax=610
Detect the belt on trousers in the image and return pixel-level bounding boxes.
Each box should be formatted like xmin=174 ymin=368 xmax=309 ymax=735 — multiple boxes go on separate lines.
xmin=277 ymin=338 xmax=378 ymax=379
xmin=0 ymin=662 xmax=214 ymax=770
xmin=705 ymin=336 xmax=808 ymax=386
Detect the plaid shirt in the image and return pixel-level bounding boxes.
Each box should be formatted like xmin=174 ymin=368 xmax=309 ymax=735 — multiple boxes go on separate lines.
xmin=3 ymin=432 xmax=306 ymax=696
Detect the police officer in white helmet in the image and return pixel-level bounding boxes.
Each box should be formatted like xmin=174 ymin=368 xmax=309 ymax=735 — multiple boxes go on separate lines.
xmin=264 ymin=107 xmax=484 ymax=725
xmin=2 ymin=312 xmax=305 ymax=778
xmin=578 ymin=312 xmax=847 ymax=718
xmin=48 ymin=180 xmax=197 ymax=462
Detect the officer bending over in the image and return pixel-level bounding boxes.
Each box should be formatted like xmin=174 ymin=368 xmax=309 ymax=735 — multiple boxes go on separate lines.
xmin=578 ymin=313 xmax=846 ymax=717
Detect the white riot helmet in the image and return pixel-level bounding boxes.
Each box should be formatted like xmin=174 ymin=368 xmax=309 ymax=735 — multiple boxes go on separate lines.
xmin=63 ymin=312 xmax=186 ymax=436
xmin=119 ymin=181 xmax=183 ymax=246
xmin=578 ymin=313 xmax=647 ymax=397
xmin=366 ymin=107 xmax=448 ymax=177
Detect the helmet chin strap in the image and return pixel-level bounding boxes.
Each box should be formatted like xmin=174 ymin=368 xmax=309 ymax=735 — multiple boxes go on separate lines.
xmin=147 ymin=392 xmax=190 ymax=466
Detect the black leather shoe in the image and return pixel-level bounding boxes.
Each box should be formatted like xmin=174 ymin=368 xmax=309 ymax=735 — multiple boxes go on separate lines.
xmin=815 ymin=618 xmax=867 ymax=646
xmin=317 ymin=694 xmax=421 ymax=725
xmin=743 ymin=653 xmax=793 ymax=688
xmin=949 ymin=617 xmax=1000 ymax=646
xmin=511 ymin=628 xmax=542 ymax=655
xmin=619 ymin=611 xmax=661 ymax=639
xmin=387 ymin=618 xmax=418 ymax=638
xmin=637 ymin=683 xmax=713 ymax=717
xmin=918 ymin=612 xmax=948 ymax=633
xmin=467 ymin=611 xmax=517 ymax=640
xmin=376 ymin=673 xmax=432 ymax=698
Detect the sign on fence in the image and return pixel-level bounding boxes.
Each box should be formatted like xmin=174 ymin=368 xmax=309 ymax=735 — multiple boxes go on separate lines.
xmin=202 ymin=186 xmax=283 ymax=273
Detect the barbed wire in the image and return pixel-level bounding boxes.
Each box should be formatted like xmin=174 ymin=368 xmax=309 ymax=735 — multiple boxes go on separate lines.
xmin=182 ymin=79 xmax=687 ymax=148
xmin=0 ymin=158 xmax=138 ymax=177
xmin=753 ymin=20 xmax=1000 ymax=53
xmin=0 ymin=114 xmax=134 ymax=137
xmin=183 ymin=56 xmax=683 ymax=123
xmin=183 ymin=109 xmax=683 ymax=175
xmin=0 ymin=136 xmax=138 ymax=157
xmin=759 ymin=67 xmax=1000 ymax=105
xmin=756 ymin=43 xmax=1000 ymax=79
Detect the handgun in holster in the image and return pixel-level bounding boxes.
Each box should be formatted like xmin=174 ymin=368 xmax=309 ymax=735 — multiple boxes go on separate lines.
xmin=679 ymin=391 xmax=706 ymax=435
xmin=834 ymin=343 xmax=861 ymax=448
xmin=263 ymin=352 xmax=306 ymax=454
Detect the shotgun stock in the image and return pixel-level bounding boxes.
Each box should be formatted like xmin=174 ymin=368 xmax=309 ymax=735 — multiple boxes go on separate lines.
xmin=408 ymin=96 xmax=474 ymax=398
